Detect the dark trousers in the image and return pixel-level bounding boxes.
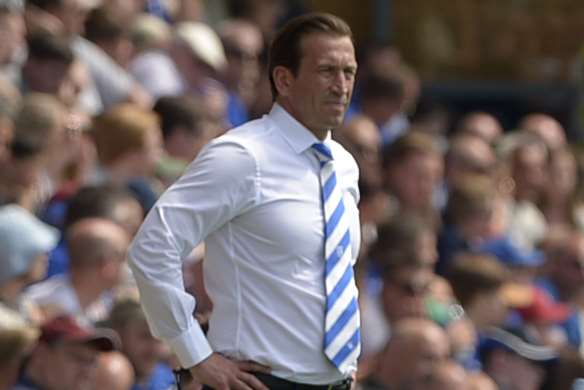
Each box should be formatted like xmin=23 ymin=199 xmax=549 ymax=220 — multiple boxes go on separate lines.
xmin=200 ymin=373 xmax=352 ymax=390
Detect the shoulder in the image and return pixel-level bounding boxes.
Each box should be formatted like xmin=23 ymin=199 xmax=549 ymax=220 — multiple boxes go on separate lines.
xmin=25 ymin=275 xmax=68 ymax=301
xmin=200 ymin=116 xmax=274 ymax=166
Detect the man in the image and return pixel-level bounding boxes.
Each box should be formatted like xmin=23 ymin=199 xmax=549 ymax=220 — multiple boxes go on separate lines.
xmin=25 ymin=218 xmax=130 ymax=324
xmin=359 ymin=318 xmax=451 ymax=389
xmin=14 ymin=314 xmax=119 ymax=390
xmin=106 ymin=299 xmax=176 ymax=390
xmin=479 ymin=327 xmax=557 ymax=390
xmin=129 ymin=12 xmax=360 ymax=389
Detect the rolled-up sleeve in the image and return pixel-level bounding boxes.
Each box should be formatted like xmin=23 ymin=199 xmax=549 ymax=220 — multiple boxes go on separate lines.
xmin=128 ymin=139 xmax=259 ymax=368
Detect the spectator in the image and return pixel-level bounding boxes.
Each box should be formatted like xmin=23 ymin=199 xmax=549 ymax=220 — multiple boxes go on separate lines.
xmin=447 ymin=254 xmax=517 ymax=332
xmin=153 ymin=94 xmax=218 ymax=167
xmin=360 ymin=214 xmax=438 ymax=359
xmin=14 ymin=314 xmax=119 ymax=390
xmin=359 ymin=318 xmax=450 ymax=389
xmin=218 ymin=18 xmax=264 ymax=127
xmin=540 ymin=146 xmax=580 ymax=230
xmin=91 ymin=103 xmax=164 ymax=212
xmin=84 ymin=6 xmax=133 ymax=69
xmin=94 ymin=351 xmax=135 ymax=390
xmin=359 ymin=72 xmax=405 ymax=145
xmin=519 ymin=113 xmax=566 ymax=153
xmin=455 ymin=112 xmax=503 ymax=146
xmin=106 ymin=298 xmax=175 ymax=390
xmin=12 ymin=93 xmax=79 ymax=208
xmin=26 ymin=0 xmax=152 ymax=110
xmin=0 ymin=204 xmax=58 ymax=320
xmin=45 ymin=184 xmax=143 ymax=277
xmin=21 ymin=32 xmax=75 ymax=104
xmin=130 ymin=13 xmax=172 ymax=55
xmin=498 ymin=131 xmax=549 ymax=251
xmin=0 ymin=123 xmax=46 ymax=209
xmin=382 ymin=131 xmax=444 ymax=226
xmin=0 ymin=305 xmax=38 ymax=390
xmin=410 ymin=360 xmax=468 ymax=390
xmin=444 ymin=133 xmax=497 ymax=188
xmin=0 ymin=0 xmax=26 ymax=87
xmin=479 ymin=326 xmax=557 ymax=390
xmin=25 ymin=218 xmax=130 ymax=324
xmin=335 ymin=114 xmax=382 ymax=188
xmin=437 ymin=175 xmax=498 ymax=274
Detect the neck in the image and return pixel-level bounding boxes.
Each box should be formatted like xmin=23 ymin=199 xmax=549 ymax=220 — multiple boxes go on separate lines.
xmin=70 ymin=271 xmax=104 ymax=309
xmin=276 ymin=99 xmax=329 ymax=141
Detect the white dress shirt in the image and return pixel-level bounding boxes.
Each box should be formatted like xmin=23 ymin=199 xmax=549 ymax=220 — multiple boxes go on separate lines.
xmin=128 ymin=103 xmax=361 ymax=384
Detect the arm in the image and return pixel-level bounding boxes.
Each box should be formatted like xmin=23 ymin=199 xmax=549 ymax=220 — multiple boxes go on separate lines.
xmin=128 ymin=139 xmax=258 ymax=368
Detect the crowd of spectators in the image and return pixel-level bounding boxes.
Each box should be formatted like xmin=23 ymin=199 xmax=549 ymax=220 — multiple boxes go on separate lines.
xmin=1 ymin=0 xmax=584 ymax=389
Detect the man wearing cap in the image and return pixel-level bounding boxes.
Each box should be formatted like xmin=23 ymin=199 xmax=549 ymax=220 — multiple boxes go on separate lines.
xmin=13 ymin=314 xmax=119 ymax=390
xmin=129 ymin=12 xmax=360 ymax=390
xmin=479 ymin=326 xmax=557 ymax=390
xmin=0 ymin=205 xmax=58 ymax=321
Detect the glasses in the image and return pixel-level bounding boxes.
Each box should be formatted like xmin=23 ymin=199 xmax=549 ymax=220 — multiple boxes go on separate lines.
xmin=390 ymin=279 xmax=431 ymax=297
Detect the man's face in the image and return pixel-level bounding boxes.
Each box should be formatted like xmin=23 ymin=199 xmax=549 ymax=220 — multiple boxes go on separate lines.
xmin=119 ymin=319 xmax=167 ymax=379
xmin=282 ymin=33 xmax=357 ymax=137
xmin=43 ymin=342 xmax=99 ymax=390
xmin=382 ymin=266 xmax=434 ymax=323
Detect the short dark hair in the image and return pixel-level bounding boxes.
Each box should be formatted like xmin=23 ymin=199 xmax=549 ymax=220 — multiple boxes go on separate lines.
xmin=26 ymin=32 xmax=74 ymax=65
xmin=84 ymin=6 xmax=126 ymax=43
xmin=360 ymin=72 xmax=404 ymax=103
xmin=64 ymin=185 xmax=137 ymax=230
xmin=153 ymin=95 xmax=206 ymax=140
xmin=25 ymin=0 xmax=64 ymax=11
xmin=268 ymin=12 xmax=352 ymax=99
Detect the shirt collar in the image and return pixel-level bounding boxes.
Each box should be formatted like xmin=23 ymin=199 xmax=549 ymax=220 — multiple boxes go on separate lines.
xmin=268 ymin=103 xmax=331 ymax=154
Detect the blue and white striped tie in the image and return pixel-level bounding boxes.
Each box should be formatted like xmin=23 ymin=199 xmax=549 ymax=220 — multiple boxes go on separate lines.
xmin=312 ymin=142 xmax=361 ymax=372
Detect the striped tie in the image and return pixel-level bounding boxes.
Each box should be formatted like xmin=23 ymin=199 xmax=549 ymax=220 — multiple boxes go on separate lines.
xmin=312 ymin=142 xmax=361 ymax=372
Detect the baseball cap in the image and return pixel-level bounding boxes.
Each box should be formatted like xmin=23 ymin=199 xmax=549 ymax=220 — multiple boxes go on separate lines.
xmin=175 ymin=22 xmax=227 ymax=72
xmin=478 ymin=236 xmax=544 ymax=268
xmin=39 ymin=315 xmax=120 ymax=351
xmin=517 ymin=287 xmax=572 ymax=324
xmin=479 ymin=326 xmax=558 ymax=363
xmin=0 ymin=205 xmax=58 ymax=285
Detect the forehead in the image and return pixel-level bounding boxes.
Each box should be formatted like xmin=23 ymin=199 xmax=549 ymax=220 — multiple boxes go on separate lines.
xmin=299 ymin=33 xmax=356 ymax=65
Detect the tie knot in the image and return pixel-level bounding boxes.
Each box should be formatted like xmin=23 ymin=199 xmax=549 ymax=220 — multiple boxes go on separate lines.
xmin=312 ymin=142 xmax=333 ymax=163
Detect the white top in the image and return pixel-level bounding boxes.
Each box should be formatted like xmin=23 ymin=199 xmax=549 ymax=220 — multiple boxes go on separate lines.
xmin=129 ymin=50 xmax=184 ymax=99
xmin=24 ymin=274 xmax=111 ymax=325
xmin=128 ymin=103 xmax=361 ymax=384
xmin=72 ymin=36 xmax=134 ymax=110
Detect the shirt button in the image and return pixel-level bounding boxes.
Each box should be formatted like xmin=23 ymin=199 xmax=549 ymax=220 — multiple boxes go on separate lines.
xmin=348 ymin=342 xmax=354 ymax=349
xmin=336 ymin=246 xmax=344 ymax=257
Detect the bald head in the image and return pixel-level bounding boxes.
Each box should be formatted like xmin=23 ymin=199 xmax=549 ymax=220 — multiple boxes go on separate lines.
xmin=94 ymin=351 xmax=134 ymax=390
xmin=457 ymin=112 xmax=502 ymax=144
xmin=446 ymin=134 xmax=496 ymax=181
xmin=418 ymin=361 xmax=468 ymax=390
xmin=379 ymin=318 xmax=451 ymax=387
xmin=66 ymin=218 xmax=129 ymax=270
xmin=218 ymin=19 xmax=263 ymax=55
xmin=391 ymin=318 xmax=450 ymax=352
xmin=520 ymin=113 xmax=565 ymax=151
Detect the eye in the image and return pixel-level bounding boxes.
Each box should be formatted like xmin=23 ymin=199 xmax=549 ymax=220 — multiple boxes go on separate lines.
xmin=343 ymin=67 xmax=357 ymax=79
xmin=318 ymin=66 xmax=335 ymax=76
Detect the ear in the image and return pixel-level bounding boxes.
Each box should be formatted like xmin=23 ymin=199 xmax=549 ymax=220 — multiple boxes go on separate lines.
xmin=272 ymin=65 xmax=295 ymax=97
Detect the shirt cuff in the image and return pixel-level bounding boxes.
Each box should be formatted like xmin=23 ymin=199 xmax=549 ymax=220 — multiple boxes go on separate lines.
xmin=167 ymin=322 xmax=213 ymax=369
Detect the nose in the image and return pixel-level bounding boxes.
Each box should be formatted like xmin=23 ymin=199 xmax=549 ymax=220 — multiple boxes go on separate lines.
xmin=330 ymin=70 xmax=350 ymax=96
